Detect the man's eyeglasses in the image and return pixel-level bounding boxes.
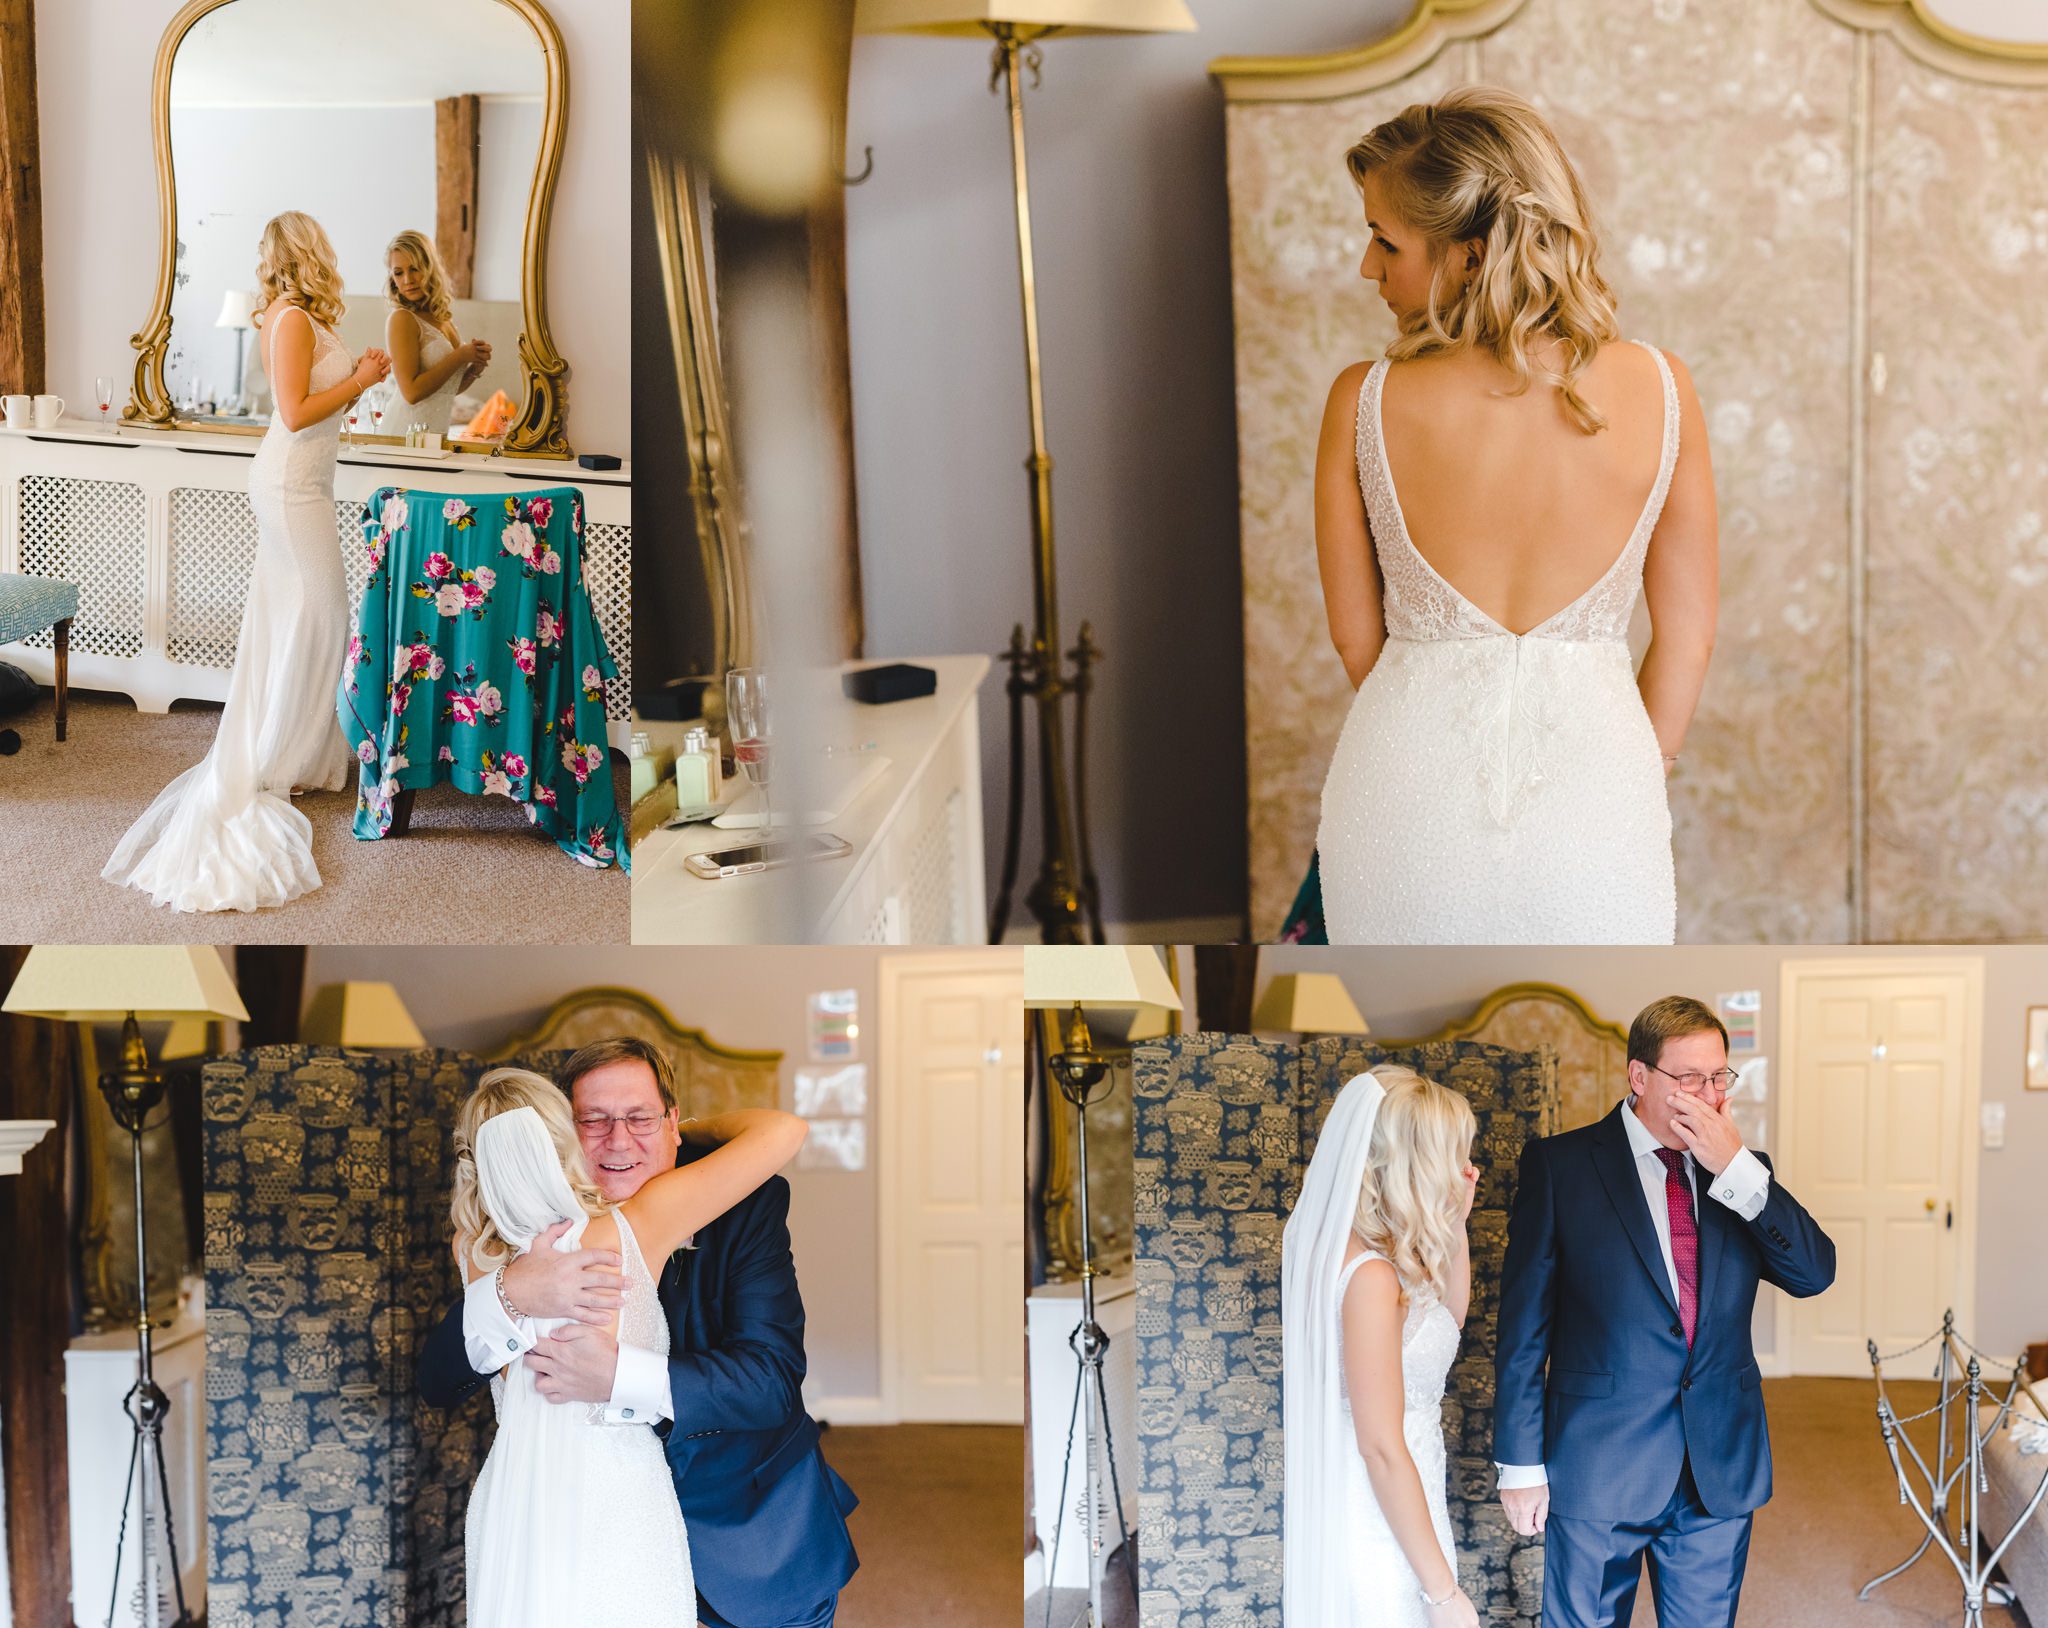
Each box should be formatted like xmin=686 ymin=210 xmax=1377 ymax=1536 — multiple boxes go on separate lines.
xmin=574 ymin=1110 xmax=670 ymax=1137
xmin=1648 ymin=1063 xmax=1739 ymax=1093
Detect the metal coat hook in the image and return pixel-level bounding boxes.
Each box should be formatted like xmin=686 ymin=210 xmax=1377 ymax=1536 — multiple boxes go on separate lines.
xmin=842 ymin=144 xmax=875 ymax=186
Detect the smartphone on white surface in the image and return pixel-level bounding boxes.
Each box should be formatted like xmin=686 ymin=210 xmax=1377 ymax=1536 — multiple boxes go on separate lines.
xmin=683 ymin=833 xmax=853 ymax=879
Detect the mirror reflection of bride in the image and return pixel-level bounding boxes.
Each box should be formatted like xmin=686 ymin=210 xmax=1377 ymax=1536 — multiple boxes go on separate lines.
xmin=384 ymin=229 xmax=492 ymax=440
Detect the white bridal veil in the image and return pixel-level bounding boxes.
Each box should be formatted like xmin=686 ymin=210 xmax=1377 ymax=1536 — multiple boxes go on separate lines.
xmin=1281 ymin=1067 xmax=1390 ymax=1624
xmin=468 ymin=1104 xmax=599 ymax=1622
xmin=475 ymin=1102 xmax=591 ymax=1256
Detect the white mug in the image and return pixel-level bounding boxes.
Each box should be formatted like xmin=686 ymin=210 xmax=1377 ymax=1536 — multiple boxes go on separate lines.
xmin=31 ymin=395 xmax=64 ymax=428
xmin=1 ymin=396 xmax=27 ymax=430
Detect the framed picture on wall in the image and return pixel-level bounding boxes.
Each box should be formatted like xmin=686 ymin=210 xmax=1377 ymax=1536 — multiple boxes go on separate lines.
xmin=2028 ymin=1007 xmax=2048 ymax=1090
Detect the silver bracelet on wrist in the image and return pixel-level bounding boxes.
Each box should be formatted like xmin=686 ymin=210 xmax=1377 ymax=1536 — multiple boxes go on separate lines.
xmin=494 ymin=1263 xmax=525 ymax=1322
xmin=1420 ymin=1581 xmax=1458 ymax=1608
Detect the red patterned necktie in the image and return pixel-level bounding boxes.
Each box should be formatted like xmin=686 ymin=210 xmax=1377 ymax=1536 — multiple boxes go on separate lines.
xmin=1653 ymin=1147 xmax=1699 ymax=1349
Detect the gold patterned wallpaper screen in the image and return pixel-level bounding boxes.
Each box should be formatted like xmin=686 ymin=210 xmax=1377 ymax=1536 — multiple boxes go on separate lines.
xmin=1222 ymin=0 xmax=2048 ymax=943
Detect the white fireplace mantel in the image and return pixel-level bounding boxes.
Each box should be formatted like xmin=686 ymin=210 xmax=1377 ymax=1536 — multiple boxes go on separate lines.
xmin=0 ymin=1121 xmax=54 ymax=1176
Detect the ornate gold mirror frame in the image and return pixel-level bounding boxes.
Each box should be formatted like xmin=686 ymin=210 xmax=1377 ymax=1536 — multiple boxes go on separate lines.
xmin=127 ymin=0 xmax=575 ymax=457
xmin=645 ymin=146 xmax=753 ymax=680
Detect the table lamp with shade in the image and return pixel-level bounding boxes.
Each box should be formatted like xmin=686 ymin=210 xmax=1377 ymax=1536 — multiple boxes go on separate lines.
xmin=854 ymin=0 xmax=1195 ymax=946
xmin=301 ymin=981 xmax=427 ymax=1051
xmin=2 ymin=945 xmax=247 ymax=1628
xmin=1252 ymin=971 xmax=1371 ymax=1036
xmin=215 ymin=289 xmax=260 ymax=414
xmin=1024 ymin=945 xmax=1180 ymax=1623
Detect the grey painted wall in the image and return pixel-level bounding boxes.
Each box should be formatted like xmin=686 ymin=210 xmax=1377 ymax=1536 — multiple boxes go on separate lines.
xmin=844 ymin=1 xmax=1410 ymax=931
xmin=1255 ymin=944 xmax=2048 ymax=1360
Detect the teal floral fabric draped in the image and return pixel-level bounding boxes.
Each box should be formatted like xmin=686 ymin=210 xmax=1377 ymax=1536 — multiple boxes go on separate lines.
xmin=1132 ymin=1035 xmax=1556 ymax=1628
xmin=338 ymin=485 xmax=628 ymax=870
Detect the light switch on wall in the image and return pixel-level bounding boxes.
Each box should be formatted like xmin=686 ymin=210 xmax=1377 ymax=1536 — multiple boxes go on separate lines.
xmin=1981 ymin=1101 xmax=2006 ymax=1150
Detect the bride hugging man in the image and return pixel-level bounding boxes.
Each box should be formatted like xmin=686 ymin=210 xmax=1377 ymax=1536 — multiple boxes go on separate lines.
xmin=415 ymin=1038 xmax=860 ymax=1628
xmin=1284 ymin=996 xmax=1834 ymax=1627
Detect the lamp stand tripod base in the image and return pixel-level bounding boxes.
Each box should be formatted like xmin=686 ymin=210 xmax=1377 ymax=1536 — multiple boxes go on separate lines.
xmin=99 ymin=1014 xmax=194 ymax=1628
xmin=992 ymin=620 xmax=1104 ymax=945
xmin=1041 ymin=1010 xmax=1131 ymax=1627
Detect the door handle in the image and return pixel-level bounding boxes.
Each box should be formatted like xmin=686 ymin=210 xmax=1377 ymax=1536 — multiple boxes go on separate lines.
xmin=1925 ymin=1197 xmax=1936 ymax=1212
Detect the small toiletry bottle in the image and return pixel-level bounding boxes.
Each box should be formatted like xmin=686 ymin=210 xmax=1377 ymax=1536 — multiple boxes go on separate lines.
xmin=629 ymin=730 xmax=657 ymax=803
xmin=674 ymin=726 xmax=716 ymax=807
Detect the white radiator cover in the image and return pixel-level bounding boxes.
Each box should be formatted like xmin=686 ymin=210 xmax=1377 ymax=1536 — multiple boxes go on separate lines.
xmin=0 ymin=425 xmax=633 ymax=747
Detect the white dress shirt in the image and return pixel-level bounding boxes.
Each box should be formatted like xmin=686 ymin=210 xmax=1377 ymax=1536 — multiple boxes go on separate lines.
xmin=1496 ymin=1099 xmax=1771 ymax=1490
xmin=462 ymin=1265 xmax=675 ymax=1426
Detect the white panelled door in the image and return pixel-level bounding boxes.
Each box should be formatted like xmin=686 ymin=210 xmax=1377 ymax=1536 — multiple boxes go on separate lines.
xmin=885 ymin=953 xmax=1025 ymax=1423
xmin=1779 ymin=959 xmax=1982 ymax=1377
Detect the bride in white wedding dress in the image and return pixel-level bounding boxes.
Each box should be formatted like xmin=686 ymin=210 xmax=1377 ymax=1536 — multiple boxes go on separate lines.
xmin=103 ymin=211 xmax=389 ymax=912
xmin=1313 ymin=87 xmax=1718 ymax=944
xmin=453 ymin=1069 xmax=806 ymax=1628
xmin=1284 ymin=1066 xmax=1479 ymax=1628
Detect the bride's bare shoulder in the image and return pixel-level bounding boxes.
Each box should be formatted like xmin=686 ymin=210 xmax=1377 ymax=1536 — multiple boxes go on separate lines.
xmin=582 ymin=1207 xmax=620 ymax=1251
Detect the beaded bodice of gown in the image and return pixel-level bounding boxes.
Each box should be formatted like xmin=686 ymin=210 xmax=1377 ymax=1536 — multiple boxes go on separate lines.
xmin=1316 ymin=339 xmax=1682 ymax=945
xmin=466 ymin=1207 xmax=695 ymax=1627
xmin=391 ymin=308 xmax=467 ymax=435
xmin=1332 ymin=1250 xmax=1461 ymax=1628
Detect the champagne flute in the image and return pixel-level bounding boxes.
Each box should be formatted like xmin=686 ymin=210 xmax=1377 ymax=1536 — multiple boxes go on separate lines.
xmin=725 ymin=667 xmax=774 ymax=836
xmin=370 ymin=385 xmax=385 ymax=441
xmin=94 ymin=376 xmax=113 ymax=433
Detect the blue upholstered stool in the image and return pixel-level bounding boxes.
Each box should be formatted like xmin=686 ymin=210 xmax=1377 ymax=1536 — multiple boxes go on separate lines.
xmin=0 ymin=573 xmax=80 ymax=741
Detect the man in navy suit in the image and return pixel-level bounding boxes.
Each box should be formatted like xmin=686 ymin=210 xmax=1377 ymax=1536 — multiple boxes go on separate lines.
xmin=1493 ymin=995 xmax=1835 ymax=1628
xmin=417 ymin=1038 xmax=859 ymax=1628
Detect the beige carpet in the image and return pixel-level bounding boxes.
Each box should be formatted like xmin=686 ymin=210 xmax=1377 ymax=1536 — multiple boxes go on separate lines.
xmin=1621 ymin=1378 xmax=2030 ymax=1627
xmin=825 ymin=1423 xmax=1022 ymax=1628
xmin=0 ymin=690 xmax=628 ymax=943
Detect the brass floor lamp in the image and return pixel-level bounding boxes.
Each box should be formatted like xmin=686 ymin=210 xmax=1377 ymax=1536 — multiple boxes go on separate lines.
xmin=854 ymin=0 xmax=1195 ymax=945
xmin=3 ymin=947 xmax=247 ymax=1628
xmin=1027 ymin=948 xmax=1182 ymax=1625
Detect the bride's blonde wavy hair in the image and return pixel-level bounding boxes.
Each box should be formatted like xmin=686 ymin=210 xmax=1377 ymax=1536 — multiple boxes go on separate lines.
xmin=450 ymin=1067 xmax=606 ymax=1274
xmin=1347 ymin=85 xmax=1621 ymax=435
xmin=254 ymin=210 xmax=347 ymax=331
xmin=385 ymin=229 xmax=455 ymax=328
xmin=1352 ymin=1066 xmax=1477 ymax=1306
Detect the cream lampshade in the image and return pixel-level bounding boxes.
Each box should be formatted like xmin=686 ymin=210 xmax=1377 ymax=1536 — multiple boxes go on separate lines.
xmin=1023 ymin=945 xmax=1182 ymax=1013
xmin=1252 ymin=972 xmax=1370 ymax=1036
xmin=302 ymin=981 xmax=427 ymax=1050
xmin=214 ymin=290 xmax=259 ymax=330
xmin=854 ymin=0 xmax=1194 ymax=35
xmin=2 ymin=944 xmax=248 ymax=1023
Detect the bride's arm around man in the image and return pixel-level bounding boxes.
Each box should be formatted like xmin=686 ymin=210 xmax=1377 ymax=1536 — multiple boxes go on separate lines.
xmin=1492 ymin=997 xmax=1835 ymax=1628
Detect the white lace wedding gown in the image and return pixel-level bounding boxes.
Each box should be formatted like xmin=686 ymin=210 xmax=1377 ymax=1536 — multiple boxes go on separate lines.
xmin=389 ymin=308 xmax=467 ymax=437
xmin=102 ymin=305 xmax=352 ymax=911
xmin=465 ymin=1117 xmax=693 ymax=1628
xmin=1334 ymin=1250 xmax=1461 ymax=1627
xmin=1317 ymin=340 xmax=1681 ymax=943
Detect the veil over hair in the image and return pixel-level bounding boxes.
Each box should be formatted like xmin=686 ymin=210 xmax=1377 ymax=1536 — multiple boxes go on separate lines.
xmin=1282 ymin=1067 xmax=1390 ymax=1623
xmin=474 ymin=1104 xmax=591 ymax=1254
